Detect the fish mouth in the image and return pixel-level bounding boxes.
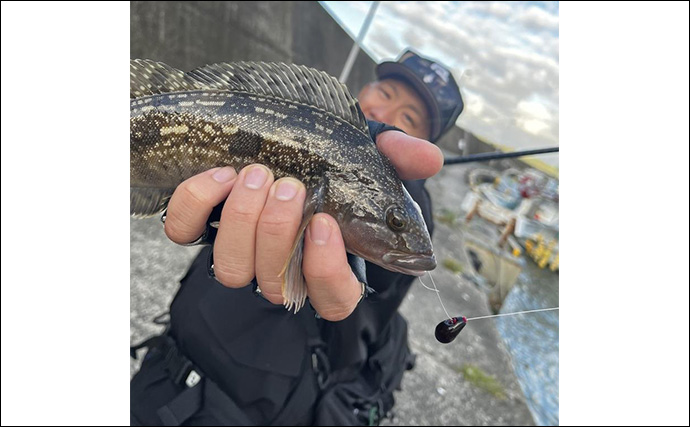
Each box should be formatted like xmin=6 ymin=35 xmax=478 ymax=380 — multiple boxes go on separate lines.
xmin=382 ymin=251 xmax=437 ymax=276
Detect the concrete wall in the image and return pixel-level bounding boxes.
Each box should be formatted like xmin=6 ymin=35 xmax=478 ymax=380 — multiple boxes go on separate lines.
xmin=131 ymin=1 xmax=503 ymax=159
xmin=436 ymin=125 xmax=494 ymax=156
xmin=131 ymin=1 xmax=376 ymax=96
xmin=437 ymin=127 xmax=540 ymax=171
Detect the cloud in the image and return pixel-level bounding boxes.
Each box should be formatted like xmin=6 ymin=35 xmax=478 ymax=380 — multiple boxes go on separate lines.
xmin=519 ymin=118 xmax=550 ymax=135
xmin=516 ymin=5 xmax=560 ymax=32
xmin=515 ymin=100 xmax=553 ymax=135
xmin=368 ymin=20 xmax=404 ymax=55
xmin=517 ymin=100 xmax=553 ymax=122
xmin=487 ymin=2 xmax=512 ymax=19
xmin=323 ymin=1 xmax=559 ymax=159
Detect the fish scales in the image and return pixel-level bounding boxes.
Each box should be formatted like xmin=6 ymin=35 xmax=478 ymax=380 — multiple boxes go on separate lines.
xmin=131 ymin=90 xmax=395 ymax=220
xmin=131 ymin=60 xmax=436 ymax=313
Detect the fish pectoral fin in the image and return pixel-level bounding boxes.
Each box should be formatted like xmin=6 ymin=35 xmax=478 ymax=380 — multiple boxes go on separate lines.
xmin=281 ymin=236 xmax=307 ymax=314
xmin=279 ymin=177 xmax=328 ymax=314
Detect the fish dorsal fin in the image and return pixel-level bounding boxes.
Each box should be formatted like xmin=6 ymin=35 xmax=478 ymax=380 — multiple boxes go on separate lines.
xmin=187 ymin=62 xmax=369 ymax=135
xmin=130 ymin=59 xmax=201 ymax=99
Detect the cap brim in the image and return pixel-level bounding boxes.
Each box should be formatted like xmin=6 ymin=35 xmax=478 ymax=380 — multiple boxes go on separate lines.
xmin=376 ymin=61 xmax=442 ymax=142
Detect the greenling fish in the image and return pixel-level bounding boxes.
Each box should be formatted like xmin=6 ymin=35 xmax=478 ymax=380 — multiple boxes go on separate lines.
xmin=130 ymin=59 xmax=436 ymax=312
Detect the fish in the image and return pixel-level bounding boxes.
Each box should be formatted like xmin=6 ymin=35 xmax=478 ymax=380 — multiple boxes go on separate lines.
xmin=130 ymin=59 xmax=436 ymax=312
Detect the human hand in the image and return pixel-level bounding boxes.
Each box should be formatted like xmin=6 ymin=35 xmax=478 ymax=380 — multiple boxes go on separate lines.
xmin=163 ymin=131 xmax=443 ymax=321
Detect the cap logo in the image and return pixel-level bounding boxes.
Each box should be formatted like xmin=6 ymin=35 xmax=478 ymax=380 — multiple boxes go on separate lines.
xmin=385 ymin=50 xmax=464 ymax=140
xmin=430 ymin=63 xmax=450 ymax=84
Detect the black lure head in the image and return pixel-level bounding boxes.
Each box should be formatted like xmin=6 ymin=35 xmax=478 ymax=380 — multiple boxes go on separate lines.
xmin=435 ymin=316 xmax=467 ymax=344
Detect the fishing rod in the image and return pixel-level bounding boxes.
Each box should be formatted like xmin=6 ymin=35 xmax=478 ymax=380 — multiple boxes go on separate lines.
xmin=443 ymin=147 xmax=559 ymax=165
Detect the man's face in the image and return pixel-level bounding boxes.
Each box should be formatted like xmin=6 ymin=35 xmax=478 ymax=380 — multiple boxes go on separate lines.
xmin=357 ymin=78 xmax=432 ymax=141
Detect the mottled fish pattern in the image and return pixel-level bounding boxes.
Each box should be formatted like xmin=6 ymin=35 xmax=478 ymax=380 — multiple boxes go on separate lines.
xmin=130 ymin=59 xmax=435 ymax=313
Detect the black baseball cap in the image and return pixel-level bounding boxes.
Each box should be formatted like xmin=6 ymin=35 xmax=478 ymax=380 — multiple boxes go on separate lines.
xmin=376 ymin=50 xmax=464 ymax=142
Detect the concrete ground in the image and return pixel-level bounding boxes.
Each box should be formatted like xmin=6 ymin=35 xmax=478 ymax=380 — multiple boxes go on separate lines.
xmin=130 ymin=151 xmax=536 ymax=425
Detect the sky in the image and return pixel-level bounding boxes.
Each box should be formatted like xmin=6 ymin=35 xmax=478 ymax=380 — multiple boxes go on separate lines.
xmin=320 ymin=1 xmax=559 ymax=167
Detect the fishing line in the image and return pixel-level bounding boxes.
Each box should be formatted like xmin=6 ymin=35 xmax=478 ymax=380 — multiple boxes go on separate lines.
xmin=419 ymin=274 xmax=559 ymax=343
xmin=466 ymin=307 xmax=559 ymax=321
xmin=419 ymin=272 xmax=452 ymax=320
xmin=418 ymin=275 xmax=559 ymax=322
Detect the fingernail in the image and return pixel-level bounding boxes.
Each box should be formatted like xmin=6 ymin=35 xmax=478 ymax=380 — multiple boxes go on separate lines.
xmin=212 ymin=167 xmax=236 ymax=183
xmin=244 ymin=166 xmax=269 ymax=189
xmin=310 ymin=217 xmax=331 ymax=246
xmin=275 ymin=179 xmax=300 ymax=201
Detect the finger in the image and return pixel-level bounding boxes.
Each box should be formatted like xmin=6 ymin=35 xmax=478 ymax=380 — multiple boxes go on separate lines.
xmin=164 ymin=167 xmax=237 ymax=245
xmin=302 ymin=214 xmax=362 ymax=321
xmin=375 ymin=131 xmax=443 ymax=180
xmin=213 ymin=164 xmax=274 ymax=288
xmin=254 ymin=178 xmax=307 ymax=304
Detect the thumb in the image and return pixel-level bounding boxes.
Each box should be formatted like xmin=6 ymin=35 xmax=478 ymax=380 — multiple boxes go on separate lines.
xmin=375 ymin=131 xmax=443 ymax=180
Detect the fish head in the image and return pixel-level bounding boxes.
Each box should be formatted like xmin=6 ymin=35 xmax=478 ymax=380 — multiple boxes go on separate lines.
xmin=339 ymin=183 xmax=436 ymax=276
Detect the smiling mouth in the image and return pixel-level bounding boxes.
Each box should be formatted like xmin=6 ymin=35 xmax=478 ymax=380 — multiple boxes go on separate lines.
xmin=382 ymin=252 xmax=437 ymax=275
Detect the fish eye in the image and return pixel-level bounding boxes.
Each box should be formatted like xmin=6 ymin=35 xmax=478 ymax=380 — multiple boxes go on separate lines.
xmin=386 ymin=206 xmax=408 ymax=232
